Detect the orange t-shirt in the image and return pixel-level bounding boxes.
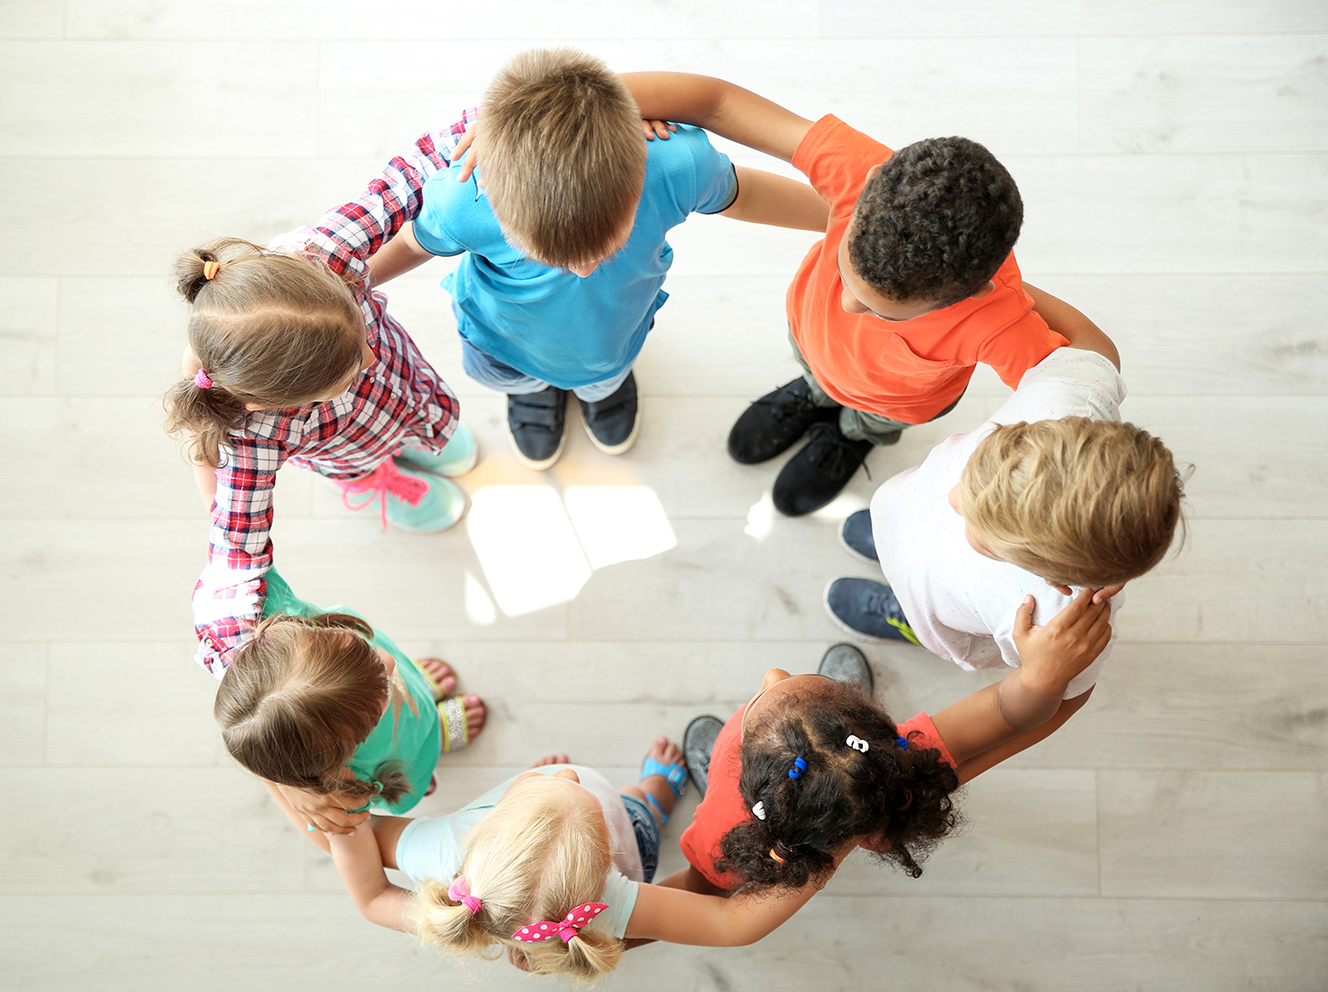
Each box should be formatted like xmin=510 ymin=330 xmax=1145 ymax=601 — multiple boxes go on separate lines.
xmin=678 ymin=704 xmax=956 ymax=890
xmin=786 ymin=116 xmax=1067 ymax=424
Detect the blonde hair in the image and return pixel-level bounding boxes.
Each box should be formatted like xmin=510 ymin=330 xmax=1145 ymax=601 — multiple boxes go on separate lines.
xmin=478 ymin=48 xmax=646 ymax=270
xmin=956 ymin=417 xmax=1186 ymax=587
xmin=411 ymin=782 xmax=623 ymax=982
xmin=162 ymin=238 xmax=367 ymax=468
xmin=214 ymin=611 xmax=408 ymax=806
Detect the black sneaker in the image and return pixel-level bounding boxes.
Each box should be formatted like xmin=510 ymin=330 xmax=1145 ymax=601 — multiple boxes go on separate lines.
xmin=727 ymin=377 xmax=839 ymax=465
xmin=507 ymin=386 xmax=567 ymax=470
xmin=839 ymin=508 xmax=879 ymax=563
xmin=772 ymin=422 xmax=873 ymax=516
xmin=578 ymin=371 xmax=640 ymax=455
xmin=682 ymin=714 xmax=723 ymax=797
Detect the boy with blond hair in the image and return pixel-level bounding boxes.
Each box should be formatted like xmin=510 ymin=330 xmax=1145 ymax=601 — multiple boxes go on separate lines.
xmin=826 ymin=342 xmax=1185 ymax=777
xmin=620 ymin=72 xmax=1118 ymax=514
xmin=369 ymin=50 xmax=827 ymax=469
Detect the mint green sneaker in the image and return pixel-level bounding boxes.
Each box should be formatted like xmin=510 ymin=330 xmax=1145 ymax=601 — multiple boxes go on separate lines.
xmin=334 ymin=459 xmax=466 ymax=534
xmin=396 ymin=423 xmax=479 ymax=477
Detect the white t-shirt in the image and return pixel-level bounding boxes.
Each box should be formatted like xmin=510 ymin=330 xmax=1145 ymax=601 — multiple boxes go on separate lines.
xmin=393 ymin=764 xmax=641 ymax=939
xmin=870 ymin=348 xmax=1127 ymax=699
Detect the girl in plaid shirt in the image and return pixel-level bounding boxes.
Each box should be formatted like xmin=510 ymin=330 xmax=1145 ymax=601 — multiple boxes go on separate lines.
xmin=164 ymin=118 xmax=478 ymax=681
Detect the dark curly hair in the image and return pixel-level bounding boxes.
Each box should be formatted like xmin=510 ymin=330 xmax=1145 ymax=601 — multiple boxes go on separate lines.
xmin=715 ymin=678 xmax=961 ymax=891
xmin=848 ymin=136 xmax=1023 ymax=309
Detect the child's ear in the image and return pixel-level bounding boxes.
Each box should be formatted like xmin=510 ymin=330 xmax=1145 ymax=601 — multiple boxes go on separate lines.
xmin=865 ymin=163 xmax=883 ymax=182
xmin=968 ymin=281 xmax=996 ymax=301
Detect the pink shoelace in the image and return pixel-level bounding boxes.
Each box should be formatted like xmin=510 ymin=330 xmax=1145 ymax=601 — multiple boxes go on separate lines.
xmin=336 ymin=457 xmax=427 ymax=531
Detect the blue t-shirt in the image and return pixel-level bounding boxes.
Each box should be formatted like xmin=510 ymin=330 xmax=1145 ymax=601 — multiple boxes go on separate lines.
xmin=412 ymin=124 xmax=737 ymax=389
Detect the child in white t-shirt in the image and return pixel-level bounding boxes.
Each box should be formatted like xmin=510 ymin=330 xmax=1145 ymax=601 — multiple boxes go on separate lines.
xmin=827 ymin=343 xmax=1186 ymax=781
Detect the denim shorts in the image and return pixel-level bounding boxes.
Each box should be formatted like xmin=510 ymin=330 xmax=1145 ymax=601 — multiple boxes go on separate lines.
xmin=618 ymin=793 xmax=661 ymax=883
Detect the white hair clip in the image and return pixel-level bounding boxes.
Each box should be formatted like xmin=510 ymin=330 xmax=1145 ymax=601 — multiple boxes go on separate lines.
xmin=751 ymin=801 xmax=766 ymax=820
xmin=845 ymin=735 xmax=869 ymax=753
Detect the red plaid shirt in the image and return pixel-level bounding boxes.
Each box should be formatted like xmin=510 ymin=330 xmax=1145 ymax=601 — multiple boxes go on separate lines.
xmin=193 ymin=113 xmax=477 ymax=677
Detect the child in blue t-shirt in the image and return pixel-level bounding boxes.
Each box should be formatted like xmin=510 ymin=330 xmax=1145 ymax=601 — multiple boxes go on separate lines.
xmin=368 ymin=48 xmax=828 ymax=470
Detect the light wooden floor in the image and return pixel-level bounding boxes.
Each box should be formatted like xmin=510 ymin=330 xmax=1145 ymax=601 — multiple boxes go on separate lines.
xmin=2 ymin=2 xmax=1326 ymax=989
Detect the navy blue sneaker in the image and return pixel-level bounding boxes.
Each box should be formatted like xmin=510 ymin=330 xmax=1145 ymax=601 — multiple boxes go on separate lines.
xmin=839 ymin=509 xmax=878 ymax=563
xmin=579 ymin=371 xmax=640 ymax=455
xmin=508 ymin=387 xmax=567 ymax=470
xmin=824 ymin=577 xmax=921 ymax=645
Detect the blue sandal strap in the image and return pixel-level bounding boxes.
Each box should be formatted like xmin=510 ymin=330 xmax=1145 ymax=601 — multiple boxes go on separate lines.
xmin=641 ymin=756 xmax=689 ymax=798
xmin=642 ymin=791 xmax=670 ymax=825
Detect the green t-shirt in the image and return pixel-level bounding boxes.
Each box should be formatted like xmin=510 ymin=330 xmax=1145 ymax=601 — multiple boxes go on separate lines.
xmin=260 ymin=569 xmax=440 ymax=814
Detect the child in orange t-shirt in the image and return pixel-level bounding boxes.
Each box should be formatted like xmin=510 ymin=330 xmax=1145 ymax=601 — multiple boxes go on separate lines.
xmin=621 ymin=73 xmax=1118 ymax=515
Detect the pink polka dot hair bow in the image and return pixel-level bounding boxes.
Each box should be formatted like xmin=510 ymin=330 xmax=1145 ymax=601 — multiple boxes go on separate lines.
xmin=510 ymin=902 xmax=609 ymax=943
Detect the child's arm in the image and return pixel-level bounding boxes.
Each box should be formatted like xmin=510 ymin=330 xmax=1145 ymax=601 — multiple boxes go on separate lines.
xmin=367 ymin=223 xmax=434 ymax=287
xmin=281 ymin=111 xmax=477 ymax=282
xmin=931 ymin=588 xmax=1110 ymax=772
xmin=1024 ymin=282 xmax=1122 ymax=372
xmin=625 ymin=838 xmax=856 ymax=946
xmin=619 ymin=73 xmax=815 ymax=164
xmin=263 ymin=779 xmax=371 ymax=846
xmin=327 ymin=823 xmax=414 ymax=932
xmin=720 ymin=167 xmax=829 ymax=232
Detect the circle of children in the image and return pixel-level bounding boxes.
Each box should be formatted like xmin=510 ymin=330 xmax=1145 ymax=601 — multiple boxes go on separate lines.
xmin=169 ymin=50 xmax=1185 ymax=980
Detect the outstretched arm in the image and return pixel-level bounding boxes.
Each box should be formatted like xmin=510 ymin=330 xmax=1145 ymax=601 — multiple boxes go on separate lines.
xmin=328 ymin=823 xmax=414 ymax=932
xmin=1024 ymin=282 xmax=1121 ymax=372
xmin=618 ymin=72 xmax=815 ymax=164
xmin=719 ymin=166 xmax=828 ymax=232
xmin=367 ymin=223 xmax=433 ymax=286
xmin=931 ymin=588 xmax=1111 ymax=770
xmin=625 ymin=839 xmax=855 ymax=946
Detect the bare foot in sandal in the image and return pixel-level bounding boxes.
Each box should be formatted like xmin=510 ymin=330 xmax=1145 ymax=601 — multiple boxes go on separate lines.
xmin=413 ymin=657 xmax=458 ymax=701
xmin=620 ymin=736 xmax=688 ymax=826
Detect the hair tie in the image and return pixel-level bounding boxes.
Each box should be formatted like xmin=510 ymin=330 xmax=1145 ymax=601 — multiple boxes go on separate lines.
xmin=193 ymin=367 xmax=214 ymax=389
xmin=751 ymin=801 xmax=766 ymax=821
xmin=768 ymin=839 xmax=794 ymax=864
xmin=447 ymin=874 xmax=482 ymax=915
xmin=787 ymin=757 xmax=807 ymax=779
xmin=768 ymin=846 xmax=786 ymax=864
xmin=846 ymin=735 xmax=869 ymax=753
xmin=895 ymin=736 xmax=908 ymax=751
xmin=202 ymin=260 xmax=221 ymax=281
xmin=511 ymin=903 xmax=608 ymax=944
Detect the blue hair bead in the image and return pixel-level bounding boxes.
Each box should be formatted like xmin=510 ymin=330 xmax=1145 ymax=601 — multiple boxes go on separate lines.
xmin=788 ymin=757 xmax=808 ymax=779
xmin=896 ymin=736 xmax=908 ymax=751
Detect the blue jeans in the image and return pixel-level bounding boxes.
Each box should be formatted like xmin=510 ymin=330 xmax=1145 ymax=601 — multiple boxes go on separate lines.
xmin=460 ymin=335 xmax=632 ymax=403
xmin=618 ymin=793 xmax=661 ymax=883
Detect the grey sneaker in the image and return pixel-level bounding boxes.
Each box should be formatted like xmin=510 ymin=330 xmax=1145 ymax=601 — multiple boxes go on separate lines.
xmin=824 ymin=577 xmax=921 ymax=645
xmin=817 ymin=642 xmax=875 ymax=694
xmin=683 ymin=714 xmax=724 ymax=798
xmin=839 ymin=508 xmax=879 ymax=563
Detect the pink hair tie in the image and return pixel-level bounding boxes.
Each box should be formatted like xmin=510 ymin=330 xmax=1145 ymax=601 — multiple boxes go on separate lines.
xmin=448 ymin=875 xmax=482 ymax=915
xmin=511 ymin=902 xmax=608 ymax=944
xmin=193 ymin=368 xmax=214 ymax=389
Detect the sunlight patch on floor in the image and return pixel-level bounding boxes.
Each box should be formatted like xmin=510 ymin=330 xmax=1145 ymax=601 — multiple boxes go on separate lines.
xmin=466 ymin=482 xmax=676 ymax=616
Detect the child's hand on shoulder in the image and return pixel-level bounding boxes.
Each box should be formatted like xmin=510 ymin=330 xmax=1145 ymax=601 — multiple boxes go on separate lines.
xmin=1012 ymin=588 xmax=1112 ymax=693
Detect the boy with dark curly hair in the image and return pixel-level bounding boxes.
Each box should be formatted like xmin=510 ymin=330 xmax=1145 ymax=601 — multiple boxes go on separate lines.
xmin=621 ymin=73 xmax=1117 ymax=514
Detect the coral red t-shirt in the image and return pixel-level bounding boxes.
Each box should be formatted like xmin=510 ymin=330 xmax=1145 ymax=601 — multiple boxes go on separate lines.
xmin=786 ymin=115 xmax=1067 ymax=424
xmin=679 ymin=705 xmax=956 ymax=890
